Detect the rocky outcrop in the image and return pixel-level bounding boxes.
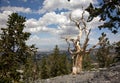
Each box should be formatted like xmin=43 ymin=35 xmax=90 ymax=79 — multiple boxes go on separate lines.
xmin=35 ymin=62 xmax=120 ymax=83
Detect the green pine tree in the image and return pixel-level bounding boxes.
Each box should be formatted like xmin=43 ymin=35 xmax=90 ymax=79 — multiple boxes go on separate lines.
xmin=95 ymin=33 xmax=114 ymax=68
xmin=40 ymin=57 xmax=49 ymax=79
xmin=82 ymin=54 xmax=93 ymax=71
xmin=49 ymin=45 xmax=61 ymax=77
xmin=40 ymin=45 xmax=71 ymax=79
xmin=113 ymin=41 xmax=120 ymax=62
xmin=0 ymin=13 xmax=36 ymax=83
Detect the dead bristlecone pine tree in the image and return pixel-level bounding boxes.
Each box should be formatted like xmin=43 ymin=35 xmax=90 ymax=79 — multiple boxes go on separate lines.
xmin=61 ymin=10 xmax=107 ymax=75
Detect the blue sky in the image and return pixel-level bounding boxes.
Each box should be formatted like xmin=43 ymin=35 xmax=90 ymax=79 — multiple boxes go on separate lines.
xmin=0 ymin=0 xmax=120 ymax=51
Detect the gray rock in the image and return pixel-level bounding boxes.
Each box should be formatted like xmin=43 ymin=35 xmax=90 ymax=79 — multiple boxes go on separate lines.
xmin=34 ymin=62 xmax=120 ymax=83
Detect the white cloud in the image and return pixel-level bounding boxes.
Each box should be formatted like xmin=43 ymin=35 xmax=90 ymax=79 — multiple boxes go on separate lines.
xmin=38 ymin=0 xmax=97 ymax=13
xmin=0 ymin=6 xmax=32 ymax=13
xmin=39 ymin=12 xmax=69 ymax=26
xmin=0 ymin=6 xmax=32 ymax=33
xmin=0 ymin=11 xmax=12 ymax=30
xmin=70 ymin=9 xmax=104 ymax=29
xmin=27 ymin=35 xmax=40 ymax=45
xmin=25 ymin=12 xmax=69 ymax=33
xmin=87 ymin=17 xmax=104 ymax=29
xmin=26 ymin=35 xmax=66 ymax=51
xmin=25 ymin=18 xmax=39 ymax=29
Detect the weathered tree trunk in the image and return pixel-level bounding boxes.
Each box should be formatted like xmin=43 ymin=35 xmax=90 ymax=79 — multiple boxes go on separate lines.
xmin=72 ymin=54 xmax=83 ymax=74
xmin=77 ymin=54 xmax=83 ymax=73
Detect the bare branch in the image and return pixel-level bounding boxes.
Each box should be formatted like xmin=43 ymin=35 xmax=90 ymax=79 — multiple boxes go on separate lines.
xmin=82 ymin=29 xmax=91 ymax=51
xmin=81 ymin=10 xmax=85 ymax=20
xmin=77 ymin=29 xmax=82 ymax=40
xmin=81 ymin=10 xmax=88 ymax=35
xmin=69 ymin=13 xmax=81 ymax=29
xmin=61 ymin=36 xmax=72 ymax=53
xmin=69 ymin=13 xmax=77 ymax=23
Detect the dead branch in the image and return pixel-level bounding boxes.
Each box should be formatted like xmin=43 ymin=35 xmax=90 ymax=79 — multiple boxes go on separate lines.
xmin=69 ymin=13 xmax=81 ymax=29
xmin=63 ymin=10 xmax=88 ymax=55
xmin=61 ymin=36 xmax=72 ymax=53
xmin=61 ymin=36 xmax=70 ymax=48
xmin=61 ymin=36 xmax=81 ymax=56
xmin=81 ymin=10 xmax=88 ymax=35
xmin=82 ymin=29 xmax=91 ymax=51
xmin=81 ymin=10 xmax=85 ymax=27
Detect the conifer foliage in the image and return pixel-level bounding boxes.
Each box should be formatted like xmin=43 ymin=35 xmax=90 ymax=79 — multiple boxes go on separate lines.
xmin=0 ymin=13 xmax=36 ymax=83
xmin=40 ymin=45 xmax=71 ymax=79
xmin=95 ymin=33 xmax=114 ymax=67
xmin=113 ymin=41 xmax=120 ymax=62
xmin=86 ymin=0 xmax=120 ymax=34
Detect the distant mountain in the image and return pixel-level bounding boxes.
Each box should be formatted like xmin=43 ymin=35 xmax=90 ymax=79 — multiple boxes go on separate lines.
xmin=35 ymin=50 xmax=70 ymax=60
xmin=35 ymin=47 xmax=116 ymax=60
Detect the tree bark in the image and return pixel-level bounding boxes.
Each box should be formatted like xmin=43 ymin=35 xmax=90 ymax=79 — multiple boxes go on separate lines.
xmin=72 ymin=53 xmax=83 ymax=74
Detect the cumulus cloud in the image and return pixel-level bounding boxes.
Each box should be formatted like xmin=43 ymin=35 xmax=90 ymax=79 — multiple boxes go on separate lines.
xmin=0 ymin=6 xmax=32 ymax=13
xmin=39 ymin=12 xmax=69 ymax=25
xmin=0 ymin=11 xmax=12 ymax=32
xmin=26 ymin=35 xmax=66 ymax=51
xmin=38 ymin=0 xmax=97 ymax=13
xmin=25 ymin=12 xmax=69 ymax=33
